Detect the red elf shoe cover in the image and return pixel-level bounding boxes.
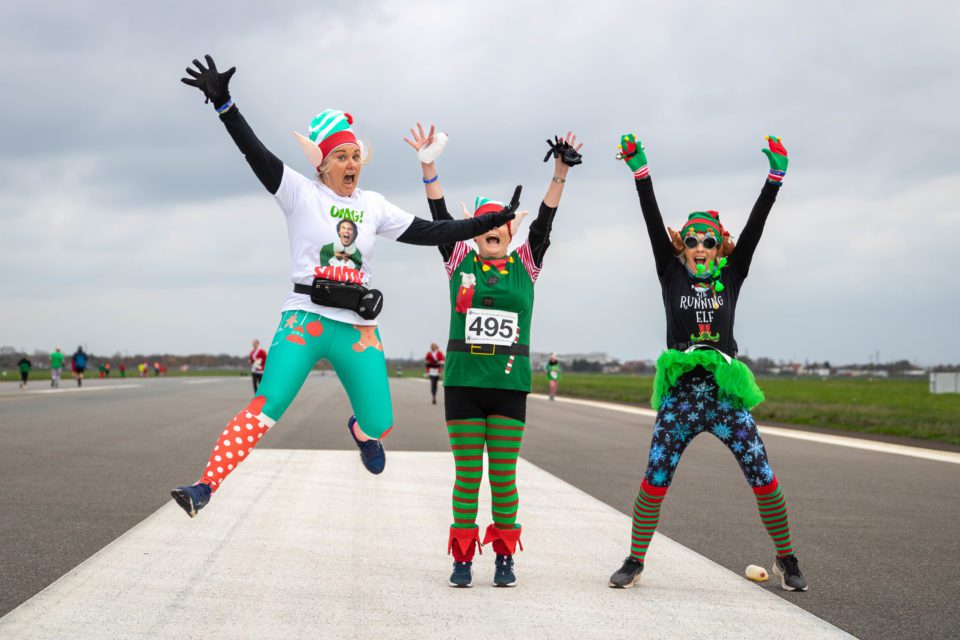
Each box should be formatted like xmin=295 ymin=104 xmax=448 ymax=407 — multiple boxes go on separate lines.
xmin=482 ymin=523 xmax=524 ymax=556
xmin=448 ymin=526 xmax=482 ymax=562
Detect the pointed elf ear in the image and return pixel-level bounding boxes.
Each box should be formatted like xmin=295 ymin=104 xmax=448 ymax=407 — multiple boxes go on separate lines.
xmin=460 ymin=201 xmax=471 ymax=220
xmin=294 ymin=131 xmax=325 ymax=171
xmin=667 ymin=227 xmax=684 ymax=256
xmin=719 ymin=231 xmax=735 ymax=258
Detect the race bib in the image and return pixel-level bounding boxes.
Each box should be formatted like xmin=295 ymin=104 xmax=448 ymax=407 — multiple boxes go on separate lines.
xmin=464 ymin=308 xmax=518 ymax=346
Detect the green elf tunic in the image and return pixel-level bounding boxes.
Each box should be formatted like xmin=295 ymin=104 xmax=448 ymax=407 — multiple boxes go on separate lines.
xmin=443 ymin=243 xmax=537 ymax=393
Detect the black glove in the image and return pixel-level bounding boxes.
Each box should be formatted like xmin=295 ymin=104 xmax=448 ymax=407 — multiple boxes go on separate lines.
xmin=181 ymin=54 xmax=236 ymax=109
xmin=477 ymin=185 xmax=521 ymax=231
xmin=543 ymin=136 xmax=583 ymax=167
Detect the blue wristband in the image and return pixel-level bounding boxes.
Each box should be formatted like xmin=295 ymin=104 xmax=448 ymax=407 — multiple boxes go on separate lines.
xmin=422 ymin=174 xmax=439 ymax=184
xmin=215 ymin=98 xmax=234 ymax=114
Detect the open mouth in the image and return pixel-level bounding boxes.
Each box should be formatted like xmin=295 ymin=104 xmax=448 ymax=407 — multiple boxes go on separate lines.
xmin=694 ymin=256 xmax=707 ymax=266
xmin=343 ymin=174 xmax=355 ymax=186
xmin=484 ymin=234 xmax=501 ymax=247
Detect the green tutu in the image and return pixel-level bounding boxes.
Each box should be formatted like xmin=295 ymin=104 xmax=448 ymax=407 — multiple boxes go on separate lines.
xmin=651 ymin=349 xmax=764 ymax=410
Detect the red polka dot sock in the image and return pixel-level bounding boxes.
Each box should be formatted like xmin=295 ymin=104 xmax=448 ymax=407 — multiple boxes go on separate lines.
xmin=198 ymin=400 xmax=275 ymax=493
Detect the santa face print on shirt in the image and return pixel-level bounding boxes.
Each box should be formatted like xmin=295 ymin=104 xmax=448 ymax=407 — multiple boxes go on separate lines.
xmin=319 ymin=219 xmax=363 ymax=270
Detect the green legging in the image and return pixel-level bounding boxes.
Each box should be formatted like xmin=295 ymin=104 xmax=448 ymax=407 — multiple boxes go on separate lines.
xmin=447 ymin=416 xmax=525 ymax=529
xmin=258 ymin=310 xmax=393 ymax=435
xmin=198 ymin=310 xmax=393 ymax=492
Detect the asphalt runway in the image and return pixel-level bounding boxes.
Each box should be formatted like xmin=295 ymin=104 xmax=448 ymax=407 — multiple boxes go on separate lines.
xmin=1 ymin=375 xmax=958 ymax=639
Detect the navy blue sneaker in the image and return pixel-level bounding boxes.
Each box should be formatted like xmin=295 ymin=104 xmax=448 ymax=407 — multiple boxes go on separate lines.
xmin=449 ymin=561 xmax=473 ymax=587
xmin=170 ymin=482 xmax=211 ymax=518
xmin=347 ymin=415 xmax=385 ymax=475
xmin=493 ymin=554 xmax=517 ymax=587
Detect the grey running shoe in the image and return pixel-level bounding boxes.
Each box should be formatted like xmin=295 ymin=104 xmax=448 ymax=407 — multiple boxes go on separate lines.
xmin=609 ymin=557 xmax=644 ymax=588
xmin=773 ymin=554 xmax=808 ymax=591
xmin=493 ymin=554 xmax=516 ymax=587
xmin=449 ymin=561 xmax=473 ymax=588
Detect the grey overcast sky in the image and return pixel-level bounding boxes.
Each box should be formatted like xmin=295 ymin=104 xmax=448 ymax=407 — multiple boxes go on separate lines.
xmin=1 ymin=1 xmax=957 ymax=364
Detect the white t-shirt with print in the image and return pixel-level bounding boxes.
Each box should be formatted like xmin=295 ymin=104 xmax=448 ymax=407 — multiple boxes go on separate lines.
xmin=274 ymin=165 xmax=415 ymax=326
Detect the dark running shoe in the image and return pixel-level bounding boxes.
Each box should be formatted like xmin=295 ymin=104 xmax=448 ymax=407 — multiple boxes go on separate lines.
xmin=773 ymin=554 xmax=808 ymax=591
xmin=493 ymin=554 xmax=517 ymax=587
xmin=449 ymin=561 xmax=473 ymax=588
xmin=347 ymin=415 xmax=385 ymax=475
xmin=609 ymin=557 xmax=644 ymax=588
xmin=170 ymin=482 xmax=212 ymax=518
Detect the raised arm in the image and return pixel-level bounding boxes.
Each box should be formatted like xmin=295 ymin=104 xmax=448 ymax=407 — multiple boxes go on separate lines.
xmin=528 ymin=132 xmax=583 ymax=266
xmin=618 ymin=134 xmax=675 ymax=278
xmin=404 ymin=123 xmax=453 ymax=259
xmin=729 ymin=136 xmax=787 ymax=279
xmin=182 ymin=55 xmax=284 ymax=194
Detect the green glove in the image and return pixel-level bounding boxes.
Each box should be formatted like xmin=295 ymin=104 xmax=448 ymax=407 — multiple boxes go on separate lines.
xmin=617 ymin=134 xmax=649 ymax=178
xmin=762 ymin=135 xmax=788 ymax=183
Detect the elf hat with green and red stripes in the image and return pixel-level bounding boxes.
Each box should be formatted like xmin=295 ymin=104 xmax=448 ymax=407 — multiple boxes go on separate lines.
xmin=681 ymin=210 xmax=725 ymax=239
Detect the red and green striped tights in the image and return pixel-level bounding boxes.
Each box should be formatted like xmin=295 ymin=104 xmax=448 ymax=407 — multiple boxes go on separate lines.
xmin=447 ymin=416 xmax=525 ymax=559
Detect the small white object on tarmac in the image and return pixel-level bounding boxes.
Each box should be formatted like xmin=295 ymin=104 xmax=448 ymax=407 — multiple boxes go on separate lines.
xmin=417 ymin=131 xmax=448 ymax=164
xmin=745 ymin=564 xmax=769 ymax=581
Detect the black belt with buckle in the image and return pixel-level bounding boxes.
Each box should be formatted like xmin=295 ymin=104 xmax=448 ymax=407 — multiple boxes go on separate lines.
xmin=447 ymin=339 xmax=530 ymax=357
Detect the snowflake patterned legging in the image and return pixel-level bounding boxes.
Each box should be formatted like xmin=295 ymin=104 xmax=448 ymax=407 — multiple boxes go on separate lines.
xmin=628 ymin=370 xmax=795 ymax=563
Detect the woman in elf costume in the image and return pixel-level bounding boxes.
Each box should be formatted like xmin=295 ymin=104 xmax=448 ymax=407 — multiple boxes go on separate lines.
xmin=169 ymin=56 xmax=516 ymax=518
xmin=404 ymin=125 xmax=582 ymax=587
xmin=607 ymin=134 xmax=808 ymax=592
xmin=545 ymin=354 xmax=562 ymax=400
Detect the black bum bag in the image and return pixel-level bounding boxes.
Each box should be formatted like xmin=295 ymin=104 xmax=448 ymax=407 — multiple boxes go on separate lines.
xmin=293 ymin=279 xmax=383 ymax=320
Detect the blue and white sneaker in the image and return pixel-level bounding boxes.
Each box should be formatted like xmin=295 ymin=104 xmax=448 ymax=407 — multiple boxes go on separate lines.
xmin=449 ymin=561 xmax=473 ymax=588
xmin=493 ymin=554 xmax=517 ymax=587
xmin=347 ymin=415 xmax=385 ymax=475
xmin=170 ymin=482 xmax=211 ymax=518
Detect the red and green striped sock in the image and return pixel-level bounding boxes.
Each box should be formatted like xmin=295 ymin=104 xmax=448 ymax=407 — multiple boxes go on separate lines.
xmin=486 ymin=416 xmax=525 ymax=529
xmin=447 ymin=419 xmax=487 ymax=528
xmin=629 ymin=480 xmax=667 ymax=562
xmin=753 ymin=477 xmax=794 ymax=557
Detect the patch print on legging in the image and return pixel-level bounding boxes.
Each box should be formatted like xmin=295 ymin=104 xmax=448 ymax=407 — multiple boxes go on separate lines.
xmin=644 ymin=373 xmax=773 ymax=488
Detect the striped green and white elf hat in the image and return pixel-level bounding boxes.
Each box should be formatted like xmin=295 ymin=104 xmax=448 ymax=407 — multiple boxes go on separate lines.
xmin=293 ymin=109 xmax=360 ymax=170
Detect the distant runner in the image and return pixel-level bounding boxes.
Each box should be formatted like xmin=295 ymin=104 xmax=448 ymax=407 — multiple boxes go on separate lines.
xmin=18 ymin=356 xmax=32 ymax=389
xmin=72 ymin=347 xmax=88 ymax=387
xmin=424 ymin=342 xmax=445 ymax=405
xmin=545 ymin=354 xmax=561 ymax=400
xmin=50 ymin=347 xmax=64 ymax=388
xmin=249 ymin=339 xmax=267 ymax=393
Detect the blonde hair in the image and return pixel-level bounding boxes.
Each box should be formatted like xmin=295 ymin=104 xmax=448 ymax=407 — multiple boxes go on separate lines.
xmin=316 ymin=140 xmax=372 ymax=181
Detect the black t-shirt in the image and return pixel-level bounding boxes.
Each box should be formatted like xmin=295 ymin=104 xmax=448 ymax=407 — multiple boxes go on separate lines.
xmin=635 ymin=177 xmax=780 ymax=358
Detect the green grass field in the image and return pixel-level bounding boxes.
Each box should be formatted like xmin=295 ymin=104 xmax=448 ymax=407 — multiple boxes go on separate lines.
xmin=527 ymin=373 xmax=960 ymax=445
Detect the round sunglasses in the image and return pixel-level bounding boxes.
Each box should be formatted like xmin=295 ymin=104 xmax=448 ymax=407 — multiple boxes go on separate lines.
xmin=683 ymin=235 xmax=718 ymax=250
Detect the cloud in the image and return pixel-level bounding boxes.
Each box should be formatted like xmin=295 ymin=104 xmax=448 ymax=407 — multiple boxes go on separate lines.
xmin=1 ymin=1 xmax=958 ymax=364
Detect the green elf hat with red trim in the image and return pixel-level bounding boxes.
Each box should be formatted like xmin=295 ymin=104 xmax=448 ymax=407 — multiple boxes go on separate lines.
xmin=681 ymin=210 xmax=725 ymax=239
xmin=292 ymin=109 xmax=360 ymax=170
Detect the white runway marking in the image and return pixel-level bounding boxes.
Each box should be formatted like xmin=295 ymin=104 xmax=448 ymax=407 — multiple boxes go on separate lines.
xmin=529 ymin=393 xmax=960 ymax=465
xmin=0 ymin=451 xmax=850 ymax=640
xmin=27 ymin=384 xmax=141 ymax=395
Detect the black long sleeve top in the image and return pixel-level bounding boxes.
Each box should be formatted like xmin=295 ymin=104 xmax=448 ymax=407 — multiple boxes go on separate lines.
xmin=636 ymin=177 xmax=780 ymax=357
